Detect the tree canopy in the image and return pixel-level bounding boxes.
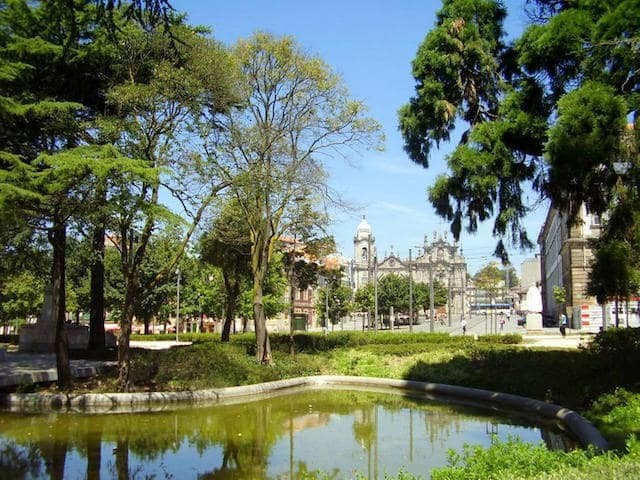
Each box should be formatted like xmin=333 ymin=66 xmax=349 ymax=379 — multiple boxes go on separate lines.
xmin=400 ymin=0 xmax=639 ymax=264
xmin=206 ymin=32 xmax=382 ymax=364
xmin=0 ymin=1 xmax=240 ymax=390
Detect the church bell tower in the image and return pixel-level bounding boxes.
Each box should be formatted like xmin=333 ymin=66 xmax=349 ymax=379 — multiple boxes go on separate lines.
xmin=353 ymin=216 xmax=374 ymax=290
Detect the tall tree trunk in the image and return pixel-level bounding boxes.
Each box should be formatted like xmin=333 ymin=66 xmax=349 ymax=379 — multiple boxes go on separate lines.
xmin=86 ymin=422 xmax=102 ymax=480
xmin=289 ymin=265 xmax=296 ymax=355
xmin=221 ymin=273 xmax=238 ymax=342
xmin=89 ymin=225 xmax=106 ymax=356
xmin=253 ymin=262 xmax=272 ymax=364
xmin=117 ymin=278 xmax=137 ymax=391
xmin=51 ymin=219 xmax=71 ymax=389
xmin=251 ymin=225 xmax=273 ymax=364
xmin=115 ymin=437 xmax=129 ymax=480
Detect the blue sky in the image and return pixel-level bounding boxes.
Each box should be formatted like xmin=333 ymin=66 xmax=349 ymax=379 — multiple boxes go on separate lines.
xmin=172 ymin=0 xmax=547 ymax=275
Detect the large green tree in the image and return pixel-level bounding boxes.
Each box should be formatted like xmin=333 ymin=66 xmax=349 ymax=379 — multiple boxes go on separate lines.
xmin=413 ymin=280 xmax=448 ymax=313
xmin=588 ymin=191 xmax=640 ymax=322
xmin=209 ymin=32 xmax=382 ymax=364
xmin=199 ymin=200 xmax=253 ymax=341
xmin=377 ymin=274 xmax=410 ymax=316
xmin=473 ymin=262 xmax=504 ymax=297
xmin=0 ymin=0 xmax=150 ymax=387
xmin=400 ymin=0 xmax=639 ymax=264
xmin=315 ymin=267 xmax=352 ymax=329
xmin=101 ymin=17 xmax=238 ymax=390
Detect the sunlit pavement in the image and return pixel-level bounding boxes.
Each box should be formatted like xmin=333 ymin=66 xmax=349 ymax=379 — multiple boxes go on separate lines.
xmin=130 ymin=340 xmax=192 ymax=350
xmin=321 ymin=313 xmax=586 ymax=349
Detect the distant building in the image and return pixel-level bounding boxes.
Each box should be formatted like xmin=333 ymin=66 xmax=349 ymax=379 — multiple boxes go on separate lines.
xmin=538 ymin=205 xmax=601 ymax=327
xmin=351 ymin=217 xmax=468 ymax=317
xmin=521 ymin=255 xmax=542 ymax=290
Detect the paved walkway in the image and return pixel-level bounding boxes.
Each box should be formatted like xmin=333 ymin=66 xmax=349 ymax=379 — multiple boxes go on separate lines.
xmin=0 ymin=331 xmax=587 ymax=389
xmin=0 ymin=353 xmax=116 ymax=388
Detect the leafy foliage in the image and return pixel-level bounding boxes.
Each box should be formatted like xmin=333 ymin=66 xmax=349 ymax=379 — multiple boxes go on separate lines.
xmin=472 ymin=262 xmax=504 ymax=295
xmin=208 ymin=31 xmax=382 ymax=363
xmin=430 ymin=437 xmax=630 ymax=480
xmin=400 ymin=0 xmax=640 ymax=264
xmin=0 ymin=270 xmax=44 ymax=324
xmin=588 ymin=388 xmax=640 ymax=448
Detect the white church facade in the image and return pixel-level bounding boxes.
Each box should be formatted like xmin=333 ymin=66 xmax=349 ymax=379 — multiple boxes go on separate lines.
xmin=351 ymin=217 xmax=468 ymax=318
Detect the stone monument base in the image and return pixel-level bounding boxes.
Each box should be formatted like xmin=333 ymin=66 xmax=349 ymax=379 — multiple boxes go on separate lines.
xmin=19 ymin=324 xmax=116 ymax=352
xmin=525 ymin=312 xmax=543 ymax=330
xmin=18 ymin=324 xmax=55 ymax=353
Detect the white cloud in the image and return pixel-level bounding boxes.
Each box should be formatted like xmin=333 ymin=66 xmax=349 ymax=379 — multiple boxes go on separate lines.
xmin=369 ymin=156 xmax=432 ymax=177
xmin=373 ymin=200 xmax=431 ymax=220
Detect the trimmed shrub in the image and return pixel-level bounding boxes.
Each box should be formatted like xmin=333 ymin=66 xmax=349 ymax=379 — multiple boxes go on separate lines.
xmin=476 ymin=333 xmax=522 ymax=344
xmin=587 ymin=389 xmax=640 ymax=449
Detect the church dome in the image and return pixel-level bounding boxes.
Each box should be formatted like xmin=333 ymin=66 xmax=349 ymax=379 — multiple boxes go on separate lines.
xmin=356 ymin=217 xmax=372 ymax=236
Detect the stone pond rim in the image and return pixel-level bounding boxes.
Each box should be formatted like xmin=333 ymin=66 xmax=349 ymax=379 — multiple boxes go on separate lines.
xmin=0 ymin=375 xmax=608 ymax=452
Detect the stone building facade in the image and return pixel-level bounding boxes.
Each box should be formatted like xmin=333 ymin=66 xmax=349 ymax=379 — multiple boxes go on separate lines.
xmin=351 ymin=217 xmax=468 ymax=317
xmin=538 ymin=205 xmax=602 ymax=328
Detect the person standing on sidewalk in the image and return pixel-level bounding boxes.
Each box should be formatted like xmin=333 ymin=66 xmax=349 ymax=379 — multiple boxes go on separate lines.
xmin=461 ymin=319 xmax=467 ymax=335
xmin=559 ymin=313 xmax=568 ymax=337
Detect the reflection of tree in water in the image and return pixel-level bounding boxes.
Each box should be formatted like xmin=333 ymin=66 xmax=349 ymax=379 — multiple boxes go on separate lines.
xmin=0 ymin=442 xmax=42 ymax=479
xmin=198 ymin=402 xmax=276 ymax=479
xmin=351 ymin=399 xmax=379 ymax=480
xmin=86 ymin=425 xmax=102 ymax=480
xmin=74 ymin=417 xmax=103 ymax=480
xmin=423 ymin=411 xmax=462 ymax=449
xmin=114 ymin=437 xmax=129 ymax=480
xmin=353 ymin=408 xmax=375 ymax=448
xmin=41 ymin=419 xmax=69 ymax=480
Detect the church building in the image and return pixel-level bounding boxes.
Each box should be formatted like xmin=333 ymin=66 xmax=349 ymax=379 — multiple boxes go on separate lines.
xmin=351 ymin=217 xmax=468 ymax=318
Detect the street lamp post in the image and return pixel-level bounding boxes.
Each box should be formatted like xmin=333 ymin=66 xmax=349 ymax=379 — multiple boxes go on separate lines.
xmin=176 ymin=268 xmax=181 ymax=342
xmin=428 ymin=255 xmax=435 ymax=333
xmin=409 ymin=248 xmax=413 ymax=333
xmin=374 ymin=252 xmax=379 ymax=333
xmin=447 ymin=266 xmax=452 ymax=327
xmin=325 ymin=279 xmax=329 ymax=333
xmin=198 ymin=294 xmax=203 ymax=333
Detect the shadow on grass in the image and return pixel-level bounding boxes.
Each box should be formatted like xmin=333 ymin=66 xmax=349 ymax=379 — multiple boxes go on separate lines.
xmin=402 ymin=347 xmax=635 ymax=412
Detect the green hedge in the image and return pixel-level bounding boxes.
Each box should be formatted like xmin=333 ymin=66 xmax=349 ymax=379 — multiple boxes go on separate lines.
xmin=130 ymin=331 xmax=522 ymax=353
xmin=268 ymin=331 xmax=482 ymax=353
xmin=476 ymin=333 xmax=522 ymax=344
xmin=130 ymin=332 xmax=221 ymax=343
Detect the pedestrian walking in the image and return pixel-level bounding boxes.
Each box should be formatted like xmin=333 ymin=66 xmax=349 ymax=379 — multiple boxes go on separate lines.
xmin=559 ymin=313 xmax=567 ymax=337
xmin=461 ymin=319 xmax=467 ymax=335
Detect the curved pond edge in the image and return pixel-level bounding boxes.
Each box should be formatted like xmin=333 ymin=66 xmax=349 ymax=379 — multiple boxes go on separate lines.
xmin=1 ymin=375 xmax=608 ymax=451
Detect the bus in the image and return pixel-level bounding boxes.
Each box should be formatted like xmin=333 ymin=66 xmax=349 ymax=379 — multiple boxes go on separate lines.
xmin=470 ymin=303 xmax=512 ymax=315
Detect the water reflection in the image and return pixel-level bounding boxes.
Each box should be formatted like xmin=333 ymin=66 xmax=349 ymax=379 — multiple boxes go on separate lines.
xmin=0 ymin=389 xmax=572 ymax=479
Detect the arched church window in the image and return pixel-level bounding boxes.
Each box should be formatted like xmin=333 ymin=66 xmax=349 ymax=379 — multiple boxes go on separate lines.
xmin=361 ymin=247 xmax=368 ymax=260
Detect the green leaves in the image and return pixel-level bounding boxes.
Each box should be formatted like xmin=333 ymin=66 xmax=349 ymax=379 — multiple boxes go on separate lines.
xmin=399 ymin=0 xmax=507 ymax=166
xmin=473 ymin=262 xmax=503 ymax=295
xmin=401 ymin=0 xmax=640 ymax=264
xmin=546 ymin=81 xmax=627 ymax=217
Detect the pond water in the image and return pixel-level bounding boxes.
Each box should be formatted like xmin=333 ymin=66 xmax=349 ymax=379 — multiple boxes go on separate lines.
xmin=0 ymin=387 xmax=573 ymax=479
